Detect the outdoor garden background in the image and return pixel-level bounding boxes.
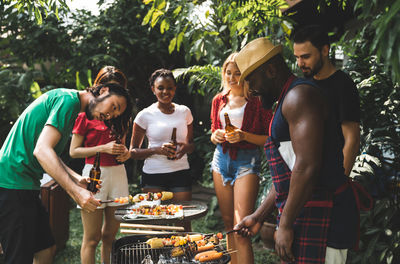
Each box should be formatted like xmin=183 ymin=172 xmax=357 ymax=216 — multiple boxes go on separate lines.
xmin=0 ymin=0 xmax=399 ymax=263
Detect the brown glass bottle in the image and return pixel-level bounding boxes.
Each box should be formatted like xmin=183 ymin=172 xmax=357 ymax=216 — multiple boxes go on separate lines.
xmin=115 ymin=136 xmax=123 ymax=165
xmin=167 ymin=127 xmax=177 ymax=160
xmin=224 ymin=113 xmax=237 ymax=133
xmin=87 ymin=152 xmax=101 ymax=193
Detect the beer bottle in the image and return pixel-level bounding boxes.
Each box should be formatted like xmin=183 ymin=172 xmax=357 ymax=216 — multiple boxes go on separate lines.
xmin=167 ymin=127 xmax=177 ymax=160
xmin=87 ymin=152 xmax=101 ymax=193
xmin=224 ymin=113 xmax=237 ymax=133
xmin=115 ymin=136 xmax=123 ymax=165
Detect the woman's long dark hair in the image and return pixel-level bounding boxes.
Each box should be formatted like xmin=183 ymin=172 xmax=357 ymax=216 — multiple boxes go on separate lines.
xmin=86 ymin=66 xmax=132 ymax=140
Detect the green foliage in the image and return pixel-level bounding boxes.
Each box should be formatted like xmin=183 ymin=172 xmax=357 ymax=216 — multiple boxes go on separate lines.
xmin=142 ymin=0 xmax=289 ymax=65
xmin=344 ymin=28 xmax=400 ymax=263
xmin=4 ymin=0 xmax=69 ymax=24
xmin=352 ymin=0 xmax=400 ymax=83
xmin=0 ymin=68 xmax=41 ymax=142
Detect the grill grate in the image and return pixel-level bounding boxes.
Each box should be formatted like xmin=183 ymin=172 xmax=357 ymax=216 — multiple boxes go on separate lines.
xmin=112 ymin=234 xmax=230 ymax=264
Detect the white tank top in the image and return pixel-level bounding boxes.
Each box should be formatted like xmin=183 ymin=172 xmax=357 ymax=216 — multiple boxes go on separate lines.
xmin=219 ymin=103 xmax=247 ymax=129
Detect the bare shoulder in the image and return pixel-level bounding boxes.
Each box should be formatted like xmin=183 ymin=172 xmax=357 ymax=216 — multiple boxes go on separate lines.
xmin=282 ymin=84 xmax=326 ymax=119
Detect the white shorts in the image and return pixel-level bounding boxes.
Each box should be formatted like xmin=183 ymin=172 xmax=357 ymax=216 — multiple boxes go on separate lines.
xmin=78 ymin=164 xmax=129 ymax=209
xmin=325 ymin=247 xmax=348 ymax=264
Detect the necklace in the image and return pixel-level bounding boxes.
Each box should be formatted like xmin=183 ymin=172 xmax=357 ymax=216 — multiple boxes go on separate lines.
xmin=158 ymin=103 xmax=175 ymax=114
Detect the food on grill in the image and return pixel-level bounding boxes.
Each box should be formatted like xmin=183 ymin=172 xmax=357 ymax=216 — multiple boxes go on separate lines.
xmin=129 ymin=204 xmax=183 ymax=217
xmin=114 ymin=196 xmax=130 ymax=204
xmin=198 ymin=251 xmax=223 ymax=262
xmin=196 ymin=243 xmax=215 ymax=252
xmin=171 ymin=236 xmax=188 ymax=247
xmin=206 ymin=234 xmax=220 ymax=245
xmin=143 ymin=231 xmax=226 ymax=264
xmin=160 ymin=191 xmax=173 ymax=201
xmin=112 ymin=233 xmax=230 ymax=264
xmin=145 ymin=236 xmax=188 ymax=249
xmin=186 ymin=234 xmax=203 ymax=242
xmin=146 ymin=238 xmax=165 ymax=249
xmin=114 ymin=192 xmax=173 ymax=205
xmin=170 ymin=246 xmax=185 ymax=257
xmin=194 ymin=250 xmax=218 ymax=261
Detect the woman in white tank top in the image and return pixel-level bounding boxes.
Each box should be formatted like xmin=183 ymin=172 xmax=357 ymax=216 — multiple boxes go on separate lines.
xmin=210 ymin=53 xmax=272 ymax=264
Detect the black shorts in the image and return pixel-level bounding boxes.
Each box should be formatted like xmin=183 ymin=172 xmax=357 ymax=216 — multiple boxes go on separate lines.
xmin=141 ymin=169 xmax=192 ymax=192
xmin=0 ymin=187 xmax=55 ymax=264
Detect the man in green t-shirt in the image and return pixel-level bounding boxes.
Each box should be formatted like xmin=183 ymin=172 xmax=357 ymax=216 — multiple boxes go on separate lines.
xmin=0 ymin=83 xmax=132 ymax=264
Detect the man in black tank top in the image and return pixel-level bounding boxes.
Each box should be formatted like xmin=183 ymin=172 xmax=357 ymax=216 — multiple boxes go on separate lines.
xmin=293 ymin=25 xmax=361 ymax=177
xmin=232 ymin=38 xmax=362 ymax=264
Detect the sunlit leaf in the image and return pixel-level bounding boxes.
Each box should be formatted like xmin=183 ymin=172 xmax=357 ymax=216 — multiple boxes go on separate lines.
xmin=151 ymin=9 xmax=164 ymax=28
xmin=176 ymin=31 xmax=184 ymax=51
xmin=168 ymin=37 xmax=176 ymax=54
xmin=30 ymin=81 xmax=42 ymax=98
xmin=142 ymin=9 xmax=154 ymax=25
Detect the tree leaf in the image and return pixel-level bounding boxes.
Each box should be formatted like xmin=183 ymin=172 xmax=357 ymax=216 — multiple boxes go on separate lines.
xmin=151 ymin=9 xmax=164 ymax=28
xmin=160 ymin=19 xmax=169 ymax=34
xmin=142 ymin=9 xmax=154 ymax=25
xmin=176 ymin=31 xmax=184 ymax=51
xmin=168 ymin=37 xmax=176 ymax=54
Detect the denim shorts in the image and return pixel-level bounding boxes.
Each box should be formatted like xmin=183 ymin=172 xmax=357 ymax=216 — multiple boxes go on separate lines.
xmin=211 ymin=144 xmax=261 ymax=186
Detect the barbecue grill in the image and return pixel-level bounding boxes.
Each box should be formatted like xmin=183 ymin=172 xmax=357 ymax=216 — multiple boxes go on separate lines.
xmin=111 ymin=233 xmax=231 ymax=264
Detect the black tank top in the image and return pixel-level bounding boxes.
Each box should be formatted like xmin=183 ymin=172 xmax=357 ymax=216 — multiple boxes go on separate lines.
xmin=270 ymin=77 xmax=347 ymax=191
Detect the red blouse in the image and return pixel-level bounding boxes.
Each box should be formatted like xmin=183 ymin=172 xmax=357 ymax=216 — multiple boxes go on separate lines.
xmin=210 ymin=91 xmax=272 ymax=160
xmin=72 ymin=113 xmax=119 ymax=166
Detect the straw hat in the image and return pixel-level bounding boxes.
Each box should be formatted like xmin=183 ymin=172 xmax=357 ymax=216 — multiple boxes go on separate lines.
xmin=235 ymin=38 xmax=283 ymax=83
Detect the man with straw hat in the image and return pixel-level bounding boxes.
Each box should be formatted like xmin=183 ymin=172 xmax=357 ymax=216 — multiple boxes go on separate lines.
xmin=233 ymin=38 xmax=368 ymax=263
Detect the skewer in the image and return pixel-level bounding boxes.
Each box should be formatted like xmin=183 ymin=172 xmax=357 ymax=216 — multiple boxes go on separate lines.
xmin=101 ymin=200 xmax=195 ymax=207
xmin=120 ymin=223 xmax=185 ymax=231
xmin=120 ymin=229 xmax=177 ymax=235
xmin=100 ymin=199 xmax=114 ymax=203
xmin=225 ymin=229 xmax=239 ymax=235
xmin=223 ymin=249 xmax=238 ymax=255
xmin=182 ymin=205 xmax=197 ymax=209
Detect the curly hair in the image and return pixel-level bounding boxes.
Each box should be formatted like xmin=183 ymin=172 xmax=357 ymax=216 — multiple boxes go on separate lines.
xmin=148 ymin=68 xmax=176 ymax=88
xmin=86 ymin=66 xmax=132 ymax=140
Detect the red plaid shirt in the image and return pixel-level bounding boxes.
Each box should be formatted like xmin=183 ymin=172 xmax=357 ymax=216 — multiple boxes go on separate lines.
xmin=210 ymin=90 xmax=272 ymax=160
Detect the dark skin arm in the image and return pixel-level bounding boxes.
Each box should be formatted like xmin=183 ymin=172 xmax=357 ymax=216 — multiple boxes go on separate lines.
xmin=274 ymin=84 xmax=326 ymax=262
xmin=129 ymin=123 xmax=170 ymax=159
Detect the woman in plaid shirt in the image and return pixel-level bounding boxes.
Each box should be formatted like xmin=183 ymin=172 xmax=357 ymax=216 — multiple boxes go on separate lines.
xmin=210 ymin=53 xmax=272 ymax=264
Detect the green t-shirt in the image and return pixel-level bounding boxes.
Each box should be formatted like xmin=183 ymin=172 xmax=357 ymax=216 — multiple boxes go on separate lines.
xmin=0 ymin=88 xmax=81 ymax=190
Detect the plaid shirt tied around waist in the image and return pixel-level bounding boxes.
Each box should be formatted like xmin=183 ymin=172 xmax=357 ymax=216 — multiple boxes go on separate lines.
xmin=265 ymin=137 xmax=333 ymax=264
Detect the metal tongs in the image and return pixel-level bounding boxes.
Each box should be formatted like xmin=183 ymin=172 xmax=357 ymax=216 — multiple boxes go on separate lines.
xmin=204 ymin=229 xmax=238 ymax=238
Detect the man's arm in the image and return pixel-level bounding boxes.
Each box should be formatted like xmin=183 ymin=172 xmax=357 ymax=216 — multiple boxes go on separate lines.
xmin=276 ymin=84 xmax=326 ymax=262
xmin=33 ymin=125 xmax=100 ymax=212
xmin=341 ymin=121 xmax=360 ymax=176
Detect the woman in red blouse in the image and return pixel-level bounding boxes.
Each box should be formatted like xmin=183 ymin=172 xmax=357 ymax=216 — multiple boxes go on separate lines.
xmin=210 ymin=53 xmax=272 ymax=264
xmin=70 ymin=66 xmax=132 ymax=264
